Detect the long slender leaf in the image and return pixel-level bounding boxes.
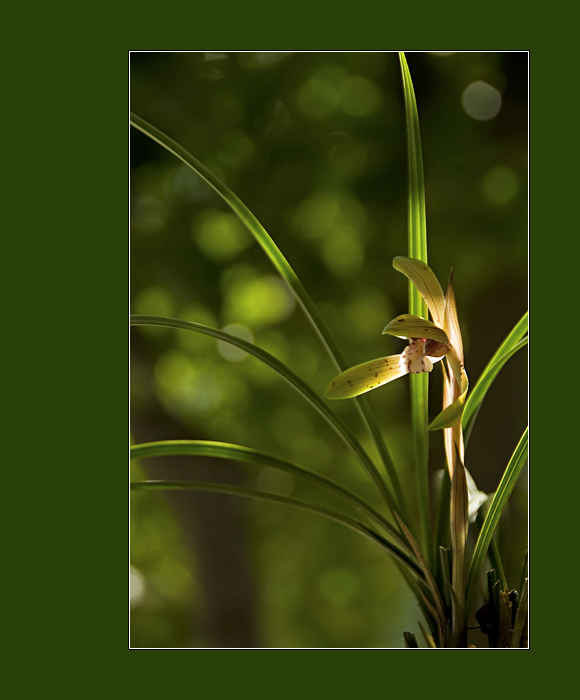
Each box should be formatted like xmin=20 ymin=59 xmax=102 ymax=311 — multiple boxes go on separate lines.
xmin=130 ymin=439 xmax=404 ymax=543
xmin=394 ymin=512 xmax=447 ymax=646
xmin=130 ymin=112 xmax=406 ymax=519
xmin=399 ymin=52 xmax=431 ymax=559
xmin=394 ymin=560 xmax=439 ymax=640
xmin=130 ymin=112 xmax=342 ymax=369
xmin=399 ymin=54 xmax=428 ymax=268
xmin=488 ymin=532 xmax=508 ymax=591
xmin=473 ymin=496 xmax=509 ymax=591
xmin=463 ymin=312 xmax=528 ymax=434
xmin=130 ymin=314 xmax=398 ymax=513
xmin=465 ymin=427 xmax=528 ymax=615
xmin=130 ymin=479 xmax=423 ymax=578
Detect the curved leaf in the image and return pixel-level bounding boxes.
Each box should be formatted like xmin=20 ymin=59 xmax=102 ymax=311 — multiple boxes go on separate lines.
xmin=465 ymin=427 xmax=528 ymax=615
xmin=442 ymin=270 xmax=463 ymax=364
xmin=130 ymin=112 xmax=405 ymax=519
xmin=462 ymin=322 xmax=528 ymax=430
xmin=429 ymin=346 xmax=469 ymax=431
xmin=130 ymin=439 xmax=403 ymax=542
xmin=131 ymin=479 xmax=423 ymax=579
xmin=130 ymin=112 xmax=342 ymax=372
xmin=399 ymin=53 xmax=432 ymax=563
xmin=130 ymin=314 xmax=398 ymax=513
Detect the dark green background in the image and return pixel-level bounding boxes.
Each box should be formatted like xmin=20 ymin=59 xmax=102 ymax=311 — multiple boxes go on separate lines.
xmin=130 ymin=51 xmax=527 ymax=648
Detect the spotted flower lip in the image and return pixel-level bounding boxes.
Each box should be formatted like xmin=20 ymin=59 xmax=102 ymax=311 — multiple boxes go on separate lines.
xmin=325 ymin=257 xmax=468 ymax=432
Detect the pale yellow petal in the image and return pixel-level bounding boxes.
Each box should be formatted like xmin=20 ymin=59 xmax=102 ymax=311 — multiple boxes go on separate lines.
xmin=429 ymin=351 xmax=469 ymax=431
xmin=382 ymin=314 xmax=450 ymax=345
xmin=441 ymin=362 xmax=457 ymax=476
xmin=325 ymin=355 xmax=407 ymax=400
xmin=445 ymin=349 xmax=465 ymax=392
xmin=393 ymin=257 xmax=446 ymax=327
xmin=443 ymin=270 xmax=464 ymax=365
xmin=439 ymin=361 xmax=466 ymax=475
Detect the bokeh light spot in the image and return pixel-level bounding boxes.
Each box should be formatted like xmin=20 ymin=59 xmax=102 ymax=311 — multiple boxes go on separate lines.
xmin=322 ymin=227 xmax=364 ymax=278
xmin=130 ymin=566 xmax=147 ymax=608
xmin=297 ymin=67 xmax=380 ymax=120
xmin=176 ymin=303 xmax=217 ymax=352
xmin=297 ymin=73 xmax=342 ymax=120
xmin=154 ymin=350 xmax=225 ymax=416
xmin=224 ymin=275 xmax=296 ymax=327
xmin=238 ymin=52 xmax=293 ymax=70
xmin=341 ymin=77 xmax=381 ymax=117
xmin=199 ymin=52 xmax=229 ymax=81
xmin=461 ymin=80 xmax=502 ymax=120
xmin=292 ymin=191 xmax=367 ymax=240
xmin=344 ymin=288 xmax=393 ymax=342
xmin=171 ymin=164 xmax=214 ymax=203
xmin=217 ymin=323 xmax=254 ymax=362
xmin=481 ymin=165 xmax=519 ymax=206
xmin=133 ymin=286 xmax=176 ymax=318
xmin=155 ymin=349 xmax=196 ymax=390
xmin=192 ymin=210 xmax=252 ymax=261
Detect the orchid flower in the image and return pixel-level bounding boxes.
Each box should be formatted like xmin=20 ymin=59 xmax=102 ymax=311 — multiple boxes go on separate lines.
xmin=325 ymin=256 xmax=469 ymax=470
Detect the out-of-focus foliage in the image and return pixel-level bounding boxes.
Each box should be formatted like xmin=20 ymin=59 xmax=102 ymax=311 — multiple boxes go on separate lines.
xmin=130 ymin=51 xmax=527 ymax=648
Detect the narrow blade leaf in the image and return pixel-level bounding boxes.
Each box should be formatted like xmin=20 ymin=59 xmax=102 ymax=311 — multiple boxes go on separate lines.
xmin=131 ymin=112 xmax=404 ymax=514
xmin=394 ymin=512 xmax=447 ymax=645
xmin=130 ymin=439 xmax=403 ymax=541
xmin=399 ymin=52 xmax=432 ymax=563
xmin=131 ymin=479 xmax=423 ymax=577
xmin=463 ymin=340 xmax=527 ymax=432
xmin=463 ymin=312 xmax=528 ymax=431
xmin=130 ymin=315 xmax=398 ymax=512
xmin=130 ymin=112 xmax=343 ymax=371
xmin=465 ymin=427 xmax=528 ymax=615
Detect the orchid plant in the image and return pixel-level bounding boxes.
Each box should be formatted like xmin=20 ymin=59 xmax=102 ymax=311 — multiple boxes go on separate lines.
xmin=326 ymin=256 xmax=477 ymax=646
xmin=130 ymin=53 xmax=528 ymax=648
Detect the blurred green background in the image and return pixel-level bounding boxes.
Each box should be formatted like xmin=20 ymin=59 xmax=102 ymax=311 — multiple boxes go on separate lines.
xmin=130 ymin=51 xmax=528 ymax=648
